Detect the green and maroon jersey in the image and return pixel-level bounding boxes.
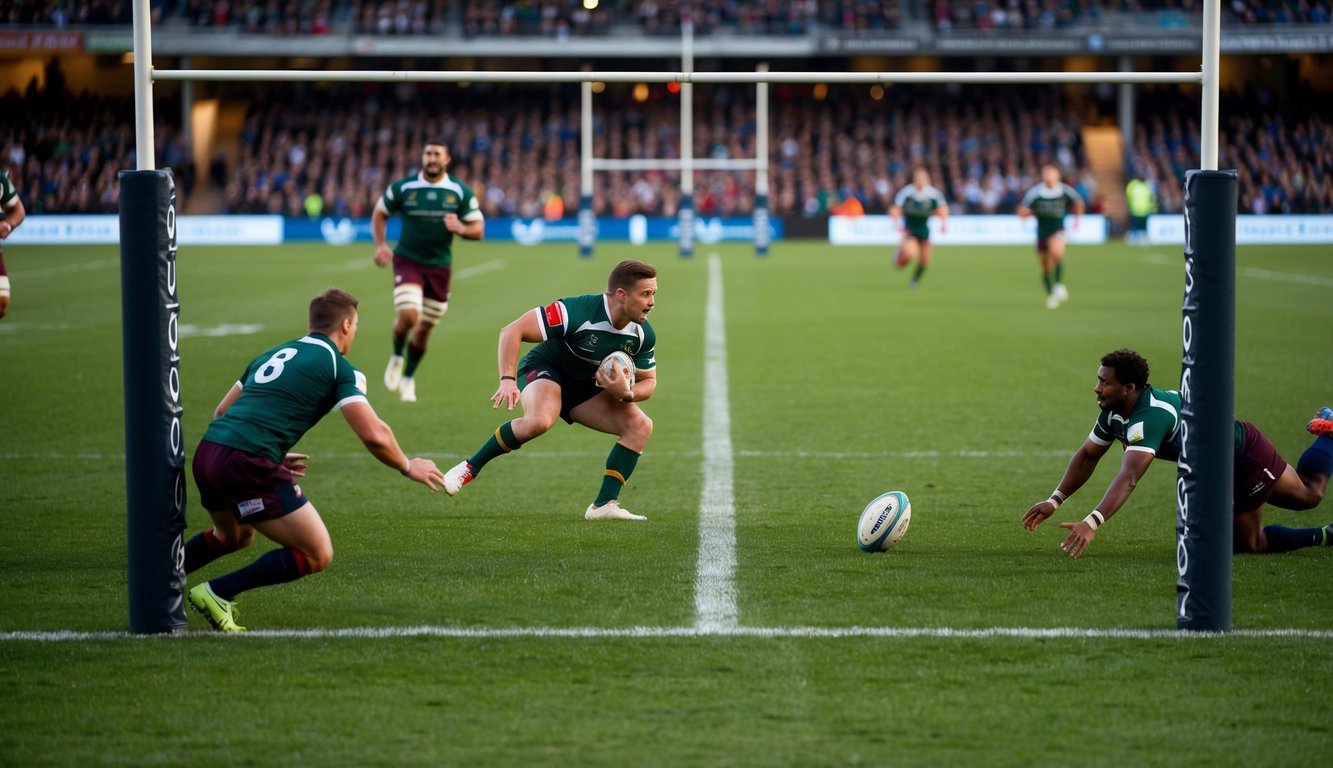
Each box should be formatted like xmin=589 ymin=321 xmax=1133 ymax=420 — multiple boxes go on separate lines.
xmin=378 ymin=172 xmax=482 ymax=267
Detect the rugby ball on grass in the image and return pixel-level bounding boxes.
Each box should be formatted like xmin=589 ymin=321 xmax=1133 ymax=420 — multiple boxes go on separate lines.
xmin=599 ymin=350 xmax=635 ymax=386
xmin=857 ymin=491 xmax=912 ymax=552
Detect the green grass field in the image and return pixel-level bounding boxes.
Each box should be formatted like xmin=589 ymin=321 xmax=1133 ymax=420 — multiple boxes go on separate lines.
xmin=2 ymin=239 xmax=1331 ymax=766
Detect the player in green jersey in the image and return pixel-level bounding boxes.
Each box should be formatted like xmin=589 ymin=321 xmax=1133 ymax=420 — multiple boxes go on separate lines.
xmin=373 ymin=140 xmax=485 ymax=403
xmin=442 ymin=260 xmax=659 ymax=521
xmin=185 ymin=288 xmax=445 ymax=631
xmin=0 ymin=168 xmax=27 ymax=319
xmin=889 ymin=167 xmax=949 ymax=289
xmin=1017 ymin=165 xmax=1084 ymax=309
xmin=1022 ymin=349 xmax=1333 ymax=558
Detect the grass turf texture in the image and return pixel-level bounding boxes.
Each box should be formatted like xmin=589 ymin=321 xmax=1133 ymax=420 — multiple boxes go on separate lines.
xmin=1 ymin=240 xmax=1331 ymax=766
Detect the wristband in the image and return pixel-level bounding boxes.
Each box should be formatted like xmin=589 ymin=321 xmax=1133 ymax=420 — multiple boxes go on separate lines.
xmin=500 ymin=375 xmax=516 ymax=382
xmin=1083 ymin=510 xmax=1105 ymax=530
xmin=1048 ymin=489 xmax=1066 ymax=509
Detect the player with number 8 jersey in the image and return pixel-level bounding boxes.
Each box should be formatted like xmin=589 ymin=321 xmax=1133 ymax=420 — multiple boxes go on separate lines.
xmin=184 ymin=288 xmax=444 ymax=632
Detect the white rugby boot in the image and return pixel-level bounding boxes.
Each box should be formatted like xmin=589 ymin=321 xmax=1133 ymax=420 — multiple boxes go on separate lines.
xmin=443 ymin=461 xmax=474 ymax=496
xmin=384 ymin=355 xmax=404 ymax=392
xmin=399 ymin=376 xmax=417 ymax=403
xmin=585 ymin=500 xmax=646 ymax=521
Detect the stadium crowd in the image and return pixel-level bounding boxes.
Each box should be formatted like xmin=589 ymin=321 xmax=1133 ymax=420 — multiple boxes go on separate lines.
xmin=5 ymin=0 xmax=1328 ymax=30
xmin=3 ymin=74 xmax=1331 ymax=220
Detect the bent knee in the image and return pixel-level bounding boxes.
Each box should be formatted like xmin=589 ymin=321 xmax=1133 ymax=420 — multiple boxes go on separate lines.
xmin=216 ymin=527 xmax=255 ymax=550
xmin=304 ymin=545 xmax=333 ymax=573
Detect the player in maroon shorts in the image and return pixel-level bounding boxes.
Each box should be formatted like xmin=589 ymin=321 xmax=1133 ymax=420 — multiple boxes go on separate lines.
xmin=0 ymin=167 xmax=27 ymax=319
xmin=1024 ymin=349 xmax=1333 ymax=557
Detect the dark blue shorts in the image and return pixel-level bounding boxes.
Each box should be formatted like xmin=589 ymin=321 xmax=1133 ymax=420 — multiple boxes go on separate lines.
xmin=192 ymin=439 xmax=308 ymax=522
xmin=1233 ymin=420 xmax=1288 ymax=514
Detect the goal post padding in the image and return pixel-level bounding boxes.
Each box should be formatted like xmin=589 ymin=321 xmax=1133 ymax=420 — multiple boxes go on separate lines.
xmin=119 ymin=169 xmax=189 ymax=634
xmin=1176 ymin=169 xmax=1237 ymax=632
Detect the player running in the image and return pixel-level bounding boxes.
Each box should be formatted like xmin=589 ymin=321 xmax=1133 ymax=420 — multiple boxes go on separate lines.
xmin=442 ymin=260 xmax=658 ymax=521
xmin=0 ymin=167 xmax=27 ymax=319
xmin=1022 ymin=348 xmax=1333 ymax=558
xmin=889 ymin=167 xmax=949 ymax=289
xmin=1017 ymin=164 xmax=1084 ymax=309
xmin=185 ymin=288 xmax=444 ymax=632
xmin=373 ymin=140 xmax=484 ymax=403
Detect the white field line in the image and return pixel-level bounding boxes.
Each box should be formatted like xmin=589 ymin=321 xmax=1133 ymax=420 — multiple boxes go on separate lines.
xmin=5 ymin=625 xmax=1332 ymax=642
xmin=454 ymin=259 xmax=508 ymax=280
xmin=695 ymin=253 xmax=738 ymax=633
xmin=17 ymin=259 xmax=118 ymax=280
xmin=1143 ymin=253 xmax=1333 ymax=287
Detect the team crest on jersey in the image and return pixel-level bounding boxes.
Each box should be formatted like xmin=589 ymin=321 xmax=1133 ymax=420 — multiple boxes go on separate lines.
xmin=406 ymin=191 xmax=417 ymax=202
xmin=1127 ymin=422 xmax=1145 ymax=444
xmin=445 ymin=193 xmax=457 ymax=204
xmin=427 ymin=191 xmax=437 ymax=200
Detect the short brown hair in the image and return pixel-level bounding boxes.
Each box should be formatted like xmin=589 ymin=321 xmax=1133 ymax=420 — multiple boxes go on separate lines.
xmin=309 ymin=288 xmax=359 ymax=334
xmin=607 ymin=260 xmax=657 ymax=293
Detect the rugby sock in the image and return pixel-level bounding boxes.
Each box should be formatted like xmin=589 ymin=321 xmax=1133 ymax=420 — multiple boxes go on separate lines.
xmin=468 ymin=420 xmax=523 ymax=473
xmin=1054 ymin=259 xmax=1065 ymax=284
xmin=594 ymin=442 xmax=641 ymax=506
xmin=910 ymin=263 xmax=926 ymax=286
xmin=1261 ymin=525 xmax=1326 ymax=553
xmin=183 ymin=528 xmax=240 ymax=573
xmin=392 ymin=331 xmax=407 ymax=357
xmin=209 ymin=548 xmax=312 ymax=601
xmin=403 ymin=341 xmax=427 ymax=378
xmin=1041 ymin=271 xmax=1053 ymax=294
xmin=1296 ymin=435 xmax=1333 ymax=478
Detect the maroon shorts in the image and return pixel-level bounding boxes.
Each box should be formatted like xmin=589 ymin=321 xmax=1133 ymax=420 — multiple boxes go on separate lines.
xmin=392 ymin=254 xmax=452 ymax=303
xmin=1036 ymin=232 xmax=1065 ymax=253
xmin=1233 ymin=420 xmax=1288 ymax=514
xmin=0 ymin=245 xmax=7 ymax=276
xmin=192 ymin=439 xmax=308 ymax=522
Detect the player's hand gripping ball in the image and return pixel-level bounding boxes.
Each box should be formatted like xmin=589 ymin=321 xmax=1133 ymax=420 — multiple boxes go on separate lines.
xmin=599 ymin=350 xmax=635 ymax=387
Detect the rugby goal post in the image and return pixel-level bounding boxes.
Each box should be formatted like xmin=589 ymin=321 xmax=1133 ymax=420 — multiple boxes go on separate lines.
xmin=128 ymin=0 xmax=1232 ymax=633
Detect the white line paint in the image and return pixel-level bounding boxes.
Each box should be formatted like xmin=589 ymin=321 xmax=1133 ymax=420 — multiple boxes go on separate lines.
xmin=1143 ymin=253 xmax=1333 ymax=287
xmin=455 ymin=259 xmax=508 ymax=280
xmin=17 ymin=259 xmax=117 ymax=280
xmin=5 ymin=625 xmax=1331 ymax=642
xmin=696 ymin=253 xmax=738 ymax=633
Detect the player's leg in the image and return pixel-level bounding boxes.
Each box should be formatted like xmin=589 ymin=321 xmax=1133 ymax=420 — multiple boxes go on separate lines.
xmin=1239 ymin=423 xmax=1331 ymax=553
xmin=399 ymin=267 xmax=453 ymax=402
xmin=184 ymin=440 xmax=257 ymax=573
xmin=571 ymin=393 xmax=653 ymax=520
xmin=895 ymin=236 xmax=918 ymax=270
xmin=910 ymin=239 xmax=932 ymax=288
xmin=444 ymin=377 xmax=564 ymax=495
xmin=190 ymin=502 xmax=330 ymax=632
xmin=0 ymin=248 xmax=10 ymax=319
xmin=387 ymin=281 xmax=422 ymax=393
xmin=1049 ymin=233 xmax=1069 ymax=302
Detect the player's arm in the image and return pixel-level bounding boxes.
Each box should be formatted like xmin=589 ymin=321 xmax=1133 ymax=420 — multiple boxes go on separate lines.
xmin=212 ymin=382 xmax=244 ymax=420
xmin=340 ymin=401 xmax=444 ymax=490
xmin=936 ymin=202 xmax=949 ymax=232
xmin=446 ymin=214 xmax=485 ymax=240
xmin=371 ymin=199 xmax=393 ymax=266
xmin=1022 ymin=437 xmax=1110 ymax=531
xmin=491 ymin=308 xmax=546 ymax=410
xmin=1057 ymin=448 xmax=1155 ymax=559
xmin=628 ymin=366 xmax=656 ymax=404
xmin=0 ymin=194 xmax=26 ymax=239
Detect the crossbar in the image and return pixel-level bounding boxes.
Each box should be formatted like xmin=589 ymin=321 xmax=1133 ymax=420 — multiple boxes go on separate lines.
xmin=151 ymin=69 xmax=1203 ymax=85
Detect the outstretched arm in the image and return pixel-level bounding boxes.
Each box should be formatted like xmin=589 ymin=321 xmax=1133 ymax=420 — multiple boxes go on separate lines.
xmin=341 ymin=401 xmax=444 ymax=490
xmin=1022 ymin=438 xmax=1110 ymax=531
xmin=1056 ymin=448 xmax=1155 ymax=558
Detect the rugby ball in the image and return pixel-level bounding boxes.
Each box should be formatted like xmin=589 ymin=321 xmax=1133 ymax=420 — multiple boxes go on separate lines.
xmin=856 ymin=491 xmax=912 ymax=552
xmin=599 ymin=350 xmax=635 ymax=386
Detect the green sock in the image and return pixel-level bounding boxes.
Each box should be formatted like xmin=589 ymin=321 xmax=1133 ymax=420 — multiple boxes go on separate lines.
xmin=594 ymin=443 xmax=641 ymax=506
xmin=911 ymin=264 xmax=925 ymax=284
xmin=1042 ymin=272 xmax=1053 ymax=293
xmin=1054 ymin=260 xmax=1065 ymax=284
xmin=392 ymin=332 xmax=407 ymax=357
xmin=404 ymin=343 xmax=426 ymax=378
xmin=468 ymin=421 xmax=522 ymax=473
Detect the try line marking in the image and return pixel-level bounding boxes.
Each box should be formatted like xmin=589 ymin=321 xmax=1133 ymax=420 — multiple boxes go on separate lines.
xmin=5 ymin=626 xmax=1332 ymax=642
xmin=695 ymin=253 xmax=738 ymax=633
